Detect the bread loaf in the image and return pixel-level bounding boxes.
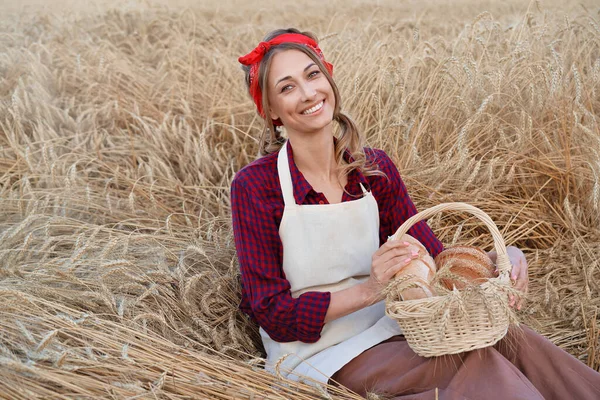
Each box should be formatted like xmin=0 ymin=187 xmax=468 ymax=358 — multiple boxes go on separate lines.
xmin=434 ymin=246 xmax=496 ymax=290
xmin=394 ymin=234 xmax=436 ymax=300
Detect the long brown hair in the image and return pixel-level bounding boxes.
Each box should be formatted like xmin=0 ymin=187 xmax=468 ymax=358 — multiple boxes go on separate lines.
xmin=241 ymin=28 xmax=385 ymax=180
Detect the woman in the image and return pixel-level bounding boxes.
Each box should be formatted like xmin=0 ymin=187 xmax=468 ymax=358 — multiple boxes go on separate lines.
xmin=231 ymin=28 xmax=600 ymax=399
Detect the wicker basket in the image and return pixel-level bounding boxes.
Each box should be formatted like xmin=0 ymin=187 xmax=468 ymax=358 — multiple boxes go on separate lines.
xmin=385 ymin=202 xmax=519 ymax=357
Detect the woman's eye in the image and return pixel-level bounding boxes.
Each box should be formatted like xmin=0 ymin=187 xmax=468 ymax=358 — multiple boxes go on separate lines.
xmin=281 ymin=85 xmax=293 ymax=93
xmin=308 ymin=70 xmax=320 ymax=78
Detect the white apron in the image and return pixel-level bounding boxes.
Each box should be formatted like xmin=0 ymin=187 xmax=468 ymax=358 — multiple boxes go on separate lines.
xmin=260 ymin=142 xmax=402 ymax=384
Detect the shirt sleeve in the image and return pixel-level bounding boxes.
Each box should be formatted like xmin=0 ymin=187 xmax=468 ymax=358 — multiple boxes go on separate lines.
xmin=373 ymin=150 xmax=445 ymax=258
xmin=230 ymin=175 xmax=331 ymax=343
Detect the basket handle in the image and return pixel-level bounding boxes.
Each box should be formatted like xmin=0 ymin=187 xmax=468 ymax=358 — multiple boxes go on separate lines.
xmin=390 ymin=202 xmax=512 ymax=279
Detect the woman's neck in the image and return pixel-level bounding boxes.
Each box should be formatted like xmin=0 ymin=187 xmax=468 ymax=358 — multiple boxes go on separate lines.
xmin=287 ymin=128 xmax=339 ymax=183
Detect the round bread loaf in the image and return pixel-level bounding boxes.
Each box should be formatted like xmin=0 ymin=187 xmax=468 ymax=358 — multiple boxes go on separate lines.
xmin=434 ymin=246 xmax=496 ymax=290
xmin=394 ymin=234 xmax=437 ymax=300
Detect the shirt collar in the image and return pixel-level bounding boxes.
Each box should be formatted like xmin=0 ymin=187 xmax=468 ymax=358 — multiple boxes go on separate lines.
xmin=285 ymin=138 xmax=370 ymax=204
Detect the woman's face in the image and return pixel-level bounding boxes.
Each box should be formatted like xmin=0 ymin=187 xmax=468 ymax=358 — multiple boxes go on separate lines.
xmin=266 ymin=49 xmax=335 ymax=135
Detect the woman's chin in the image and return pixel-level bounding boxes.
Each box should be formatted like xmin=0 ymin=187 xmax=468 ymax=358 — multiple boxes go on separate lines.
xmin=286 ymin=114 xmax=334 ymax=134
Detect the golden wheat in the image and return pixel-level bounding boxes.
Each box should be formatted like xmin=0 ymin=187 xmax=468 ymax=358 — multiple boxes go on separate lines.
xmin=1 ymin=0 xmax=599 ymax=398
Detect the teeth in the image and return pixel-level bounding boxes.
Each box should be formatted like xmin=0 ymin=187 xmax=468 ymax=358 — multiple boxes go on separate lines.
xmin=302 ymin=101 xmax=324 ymax=115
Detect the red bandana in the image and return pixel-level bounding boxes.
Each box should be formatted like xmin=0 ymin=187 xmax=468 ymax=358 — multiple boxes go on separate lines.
xmin=238 ymin=33 xmax=334 ymax=126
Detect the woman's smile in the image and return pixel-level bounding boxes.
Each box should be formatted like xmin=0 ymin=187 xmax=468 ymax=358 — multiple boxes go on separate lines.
xmin=301 ymin=100 xmax=324 ymax=115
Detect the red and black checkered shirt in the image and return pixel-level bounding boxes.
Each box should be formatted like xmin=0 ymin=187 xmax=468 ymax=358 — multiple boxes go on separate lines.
xmin=231 ymin=141 xmax=443 ymax=344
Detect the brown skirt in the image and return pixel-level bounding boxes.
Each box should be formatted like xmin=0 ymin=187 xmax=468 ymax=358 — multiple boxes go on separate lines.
xmin=330 ymin=325 xmax=600 ymax=400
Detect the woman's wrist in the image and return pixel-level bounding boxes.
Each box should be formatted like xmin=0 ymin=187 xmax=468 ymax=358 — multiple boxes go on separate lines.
xmin=324 ymin=281 xmax=381 ymax=323
xmin=359 ymin=280 xmax=383 ymax=306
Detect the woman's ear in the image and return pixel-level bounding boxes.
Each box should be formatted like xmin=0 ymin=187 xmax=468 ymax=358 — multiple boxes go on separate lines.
xmin=268 ymin=106 xmax=280 ymax=121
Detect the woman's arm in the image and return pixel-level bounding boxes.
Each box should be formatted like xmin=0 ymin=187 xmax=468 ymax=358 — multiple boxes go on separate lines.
xmin=325 ymin=284 xmax=372 ymax=323
xmin=231 ymin=174 xmax=331 ymax=343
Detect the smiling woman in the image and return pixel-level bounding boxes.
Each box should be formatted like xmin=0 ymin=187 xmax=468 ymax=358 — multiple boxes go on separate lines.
xmin=230 ymin=28 xmax=600 ymax=398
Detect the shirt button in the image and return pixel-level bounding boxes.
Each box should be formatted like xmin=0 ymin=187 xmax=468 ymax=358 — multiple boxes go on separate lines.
xmin=318 ymin=200 xmax=325 ymax=204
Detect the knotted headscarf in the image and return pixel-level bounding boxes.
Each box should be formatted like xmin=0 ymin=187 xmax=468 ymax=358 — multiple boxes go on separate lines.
xmin=238 ymin=33 xmax=334 ymax=126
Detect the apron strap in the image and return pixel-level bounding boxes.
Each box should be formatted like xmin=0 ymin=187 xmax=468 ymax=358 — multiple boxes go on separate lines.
xmin=277 ymin=141 xmax=297 ymax=206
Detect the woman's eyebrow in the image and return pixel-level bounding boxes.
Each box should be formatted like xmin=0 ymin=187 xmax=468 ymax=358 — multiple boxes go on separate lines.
xmin=275 ymin=63 xmax=317 ymax=86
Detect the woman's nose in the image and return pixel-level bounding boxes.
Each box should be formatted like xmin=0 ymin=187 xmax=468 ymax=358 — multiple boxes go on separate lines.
xmin=299 ymin=82 xmax=317 ymax=101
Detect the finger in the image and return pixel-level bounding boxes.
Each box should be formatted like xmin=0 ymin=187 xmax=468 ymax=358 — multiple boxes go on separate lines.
xmin=510 ymin=278 xmax=525 ymax=308
xmin=509 ymin=293 xmax=523 ymax=308
xmin=515 ymin=280 xmax=528 ymax=298
xmin=376 ymin=246 xmax=419 ymax=266
xmin=509 ymin=294 xmax=519 ymax=309
xmin=518 ymin=260 xmax=529 ymax=281
xmin=383 ymin=254 xmax=414 ymax=275
xmin=384 ymin=257 xmax=414 ymax=280
xmin=516 ymin=283 xmax=528 ymax=310
xmin=512 ymin=253 xmax=525 ymax=275
xmin=514 ymin=258 xmax=528 ymax=291
xmin=508 ymin=294 xmax=515 ymax=307
xmin=509 ymin=274 xmax=521 ymax=306
xmin=510 ymin=263 xmax=520 ymax=281
xmin=517 ymin=281 xmax=529 ymax=310
xmin=374 ymin=239 xmax=410 ymax=258
xmin=512 ymin=274 xmax=529 ymax=309
xmin=508 ymin=260 xmax=517 ymax=307
xmin=399 ymin=245 xmax=421 ymax=259
xmin=373 ymin=255 xmax=406 ymax=281
xmin=514 ymin=275 xmax=527 ymax=291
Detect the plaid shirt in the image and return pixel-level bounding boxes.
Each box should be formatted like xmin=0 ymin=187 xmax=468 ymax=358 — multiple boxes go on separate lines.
xmin=230 ymin=141 xmax=443 ymax=343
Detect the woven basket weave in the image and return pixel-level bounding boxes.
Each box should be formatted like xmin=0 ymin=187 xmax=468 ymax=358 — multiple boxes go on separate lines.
xmin=385 ymin=202 xmax=518 ymax=357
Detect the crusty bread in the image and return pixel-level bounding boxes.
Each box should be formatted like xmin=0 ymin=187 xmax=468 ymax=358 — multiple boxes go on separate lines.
xmin=434 ymin=246 xmax=496 ymax=290
xmin=394 ymin=234 xmax=436 ymax=300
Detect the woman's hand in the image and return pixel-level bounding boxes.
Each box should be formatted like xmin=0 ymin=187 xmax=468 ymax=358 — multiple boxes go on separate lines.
xmin=362 ymin=239 xmax=421 ymax=304
xmin=506 ymin=246 xmax=528 ymax=310
xmin=325 ymin=239 xmax=421 ymax=323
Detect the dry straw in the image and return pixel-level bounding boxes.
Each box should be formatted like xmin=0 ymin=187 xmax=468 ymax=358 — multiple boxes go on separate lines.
xmin=1 ymin=0 xmax=600 ymax=398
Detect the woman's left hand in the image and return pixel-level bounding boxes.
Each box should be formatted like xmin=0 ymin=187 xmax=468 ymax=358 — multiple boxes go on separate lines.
xmin=506 ymin=246 xmax=528 ymax=310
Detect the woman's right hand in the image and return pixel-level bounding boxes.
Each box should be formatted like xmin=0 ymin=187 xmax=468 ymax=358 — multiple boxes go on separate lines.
xmin=325 ymin=239 xmax=422 ymax=324
xmin=363 ymin=239 xmax=421 ymax=304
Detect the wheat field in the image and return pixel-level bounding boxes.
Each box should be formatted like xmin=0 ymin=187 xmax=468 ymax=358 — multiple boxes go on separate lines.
xmin=1 ymin=0 xmax=599 ymax=398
